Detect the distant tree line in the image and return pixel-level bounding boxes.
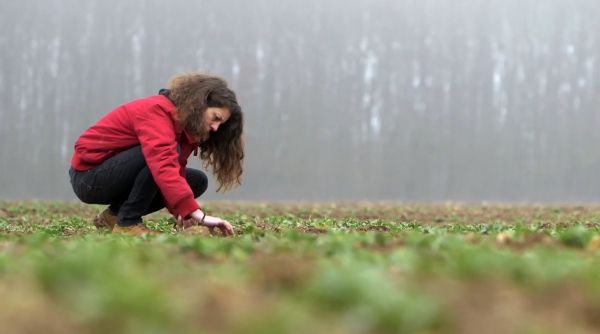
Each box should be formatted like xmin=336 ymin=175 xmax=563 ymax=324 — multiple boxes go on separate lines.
xmin=0 ymin=0 xmax=598 ymax=202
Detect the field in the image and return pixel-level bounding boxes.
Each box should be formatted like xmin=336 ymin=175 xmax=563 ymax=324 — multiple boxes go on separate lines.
xmin=2 ymin=200 xmax=600 ymax=334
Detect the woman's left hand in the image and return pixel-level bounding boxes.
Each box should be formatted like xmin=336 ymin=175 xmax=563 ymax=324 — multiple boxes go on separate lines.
xmin=177 ymin=215 xmax=196 ymax=228
xmin=200 ymin=215 xmax=235 ymax=236
xmin=176 ymin=213 xmax=235 ymax=236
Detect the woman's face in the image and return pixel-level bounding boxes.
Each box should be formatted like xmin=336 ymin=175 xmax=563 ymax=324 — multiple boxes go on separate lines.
xmin=203 ymin=107 xmax=231 ymax=133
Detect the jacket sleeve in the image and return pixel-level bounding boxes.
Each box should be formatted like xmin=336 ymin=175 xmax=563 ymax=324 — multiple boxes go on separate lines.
xmin=162 ymin=149 xmax=190 ymax=217
xmin=133 ymin=105 xmax=200 ymax=218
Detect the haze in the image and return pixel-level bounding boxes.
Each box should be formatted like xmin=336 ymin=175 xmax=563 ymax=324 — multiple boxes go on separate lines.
xmin=1 ymin=0 xmax=598 ymax=203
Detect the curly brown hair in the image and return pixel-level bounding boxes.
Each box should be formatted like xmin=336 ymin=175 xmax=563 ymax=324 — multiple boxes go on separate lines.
xmin=166 ymin=71 xmax=244 ymax=193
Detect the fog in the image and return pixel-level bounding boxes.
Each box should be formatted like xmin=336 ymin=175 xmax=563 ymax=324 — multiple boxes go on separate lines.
xmin=1 ymin=0 xmax=599 ymax=202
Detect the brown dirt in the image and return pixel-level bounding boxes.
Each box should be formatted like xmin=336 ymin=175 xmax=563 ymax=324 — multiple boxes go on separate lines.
xmin=356 ymin=225 xmax=391 ymax=231
xmin=437 ymin=279 xmax=600 ymax=334
xmin=198 ymin=201 xmax=600 ymax=225
xmin=301 ymin=226 xmax=329 ymax=234
xmin=3 ymin=200 xmax=600 ymax=226
xmin=0 ymin=282 xmax=80 ymax=334
xmin=249 ymin=251 xmax=316 ymax=291
xmin=493 ymin=232 xmax=559 ymax=250
xmin=193 ymin=283 xmax=274 ymax=332
xmin=357 ymin=238 xmax=406 ymax=252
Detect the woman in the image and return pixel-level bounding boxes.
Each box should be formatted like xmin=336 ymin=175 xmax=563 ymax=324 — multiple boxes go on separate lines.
xmin=68 ymin=71 xmax=244 ymax=236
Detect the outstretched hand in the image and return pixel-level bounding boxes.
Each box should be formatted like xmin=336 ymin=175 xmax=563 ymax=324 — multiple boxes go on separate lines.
xmin=199 ymin=215 xmax=235 ymax=236
xmin=177 ymin=209 xmax=234 ymax=236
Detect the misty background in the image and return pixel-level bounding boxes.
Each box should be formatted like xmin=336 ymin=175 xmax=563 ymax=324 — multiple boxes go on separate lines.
xmin=1 ymin=0 xmax=599 ymax=203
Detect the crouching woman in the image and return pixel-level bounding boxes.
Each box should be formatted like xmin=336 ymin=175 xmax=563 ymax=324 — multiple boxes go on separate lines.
xmin=68 ymin=71 xmax=244 ymax=236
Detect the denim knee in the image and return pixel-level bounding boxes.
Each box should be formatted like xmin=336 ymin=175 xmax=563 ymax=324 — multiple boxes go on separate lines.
xmin=186 ymin=169 xmax=208 ymax=198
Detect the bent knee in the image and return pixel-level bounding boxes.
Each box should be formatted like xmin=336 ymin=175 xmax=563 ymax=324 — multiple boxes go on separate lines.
xmin=186 ymin=168 xmax=208 ymax=198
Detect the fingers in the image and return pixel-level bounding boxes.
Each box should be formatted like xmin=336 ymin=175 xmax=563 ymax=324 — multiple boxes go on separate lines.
xmin=183 ymin=219 xmax=195 ymax=228
xmin=180 ymin=216 xmax=234 ymax=237
xmin=210 ymin=221 xmax=233 ymax=237
xmin=220 ymin=221 xmax=234 ymax=236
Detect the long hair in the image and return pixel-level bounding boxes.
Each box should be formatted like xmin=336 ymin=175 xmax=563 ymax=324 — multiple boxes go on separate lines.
xmin=166 ymin=71 xmax=244 ymax=193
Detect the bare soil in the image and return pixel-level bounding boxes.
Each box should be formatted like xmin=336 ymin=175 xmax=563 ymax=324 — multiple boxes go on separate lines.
xmin=199 ymin=201 xmax=600 ymax=225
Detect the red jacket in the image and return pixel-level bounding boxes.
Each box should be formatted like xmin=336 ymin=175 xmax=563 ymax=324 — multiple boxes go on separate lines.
xmin=71 ymin=94 xmax=201 ymax=218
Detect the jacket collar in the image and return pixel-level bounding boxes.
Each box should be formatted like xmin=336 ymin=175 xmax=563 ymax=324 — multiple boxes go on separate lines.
xmin=183 ymin=129 xmax=199 ymax=144
xmin=173 ymin=120 xmax=199 ymax=144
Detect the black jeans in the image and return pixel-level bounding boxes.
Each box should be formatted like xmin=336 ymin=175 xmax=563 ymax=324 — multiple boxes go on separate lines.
xmin=69 ymin=145 xmax=207 ymax=226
